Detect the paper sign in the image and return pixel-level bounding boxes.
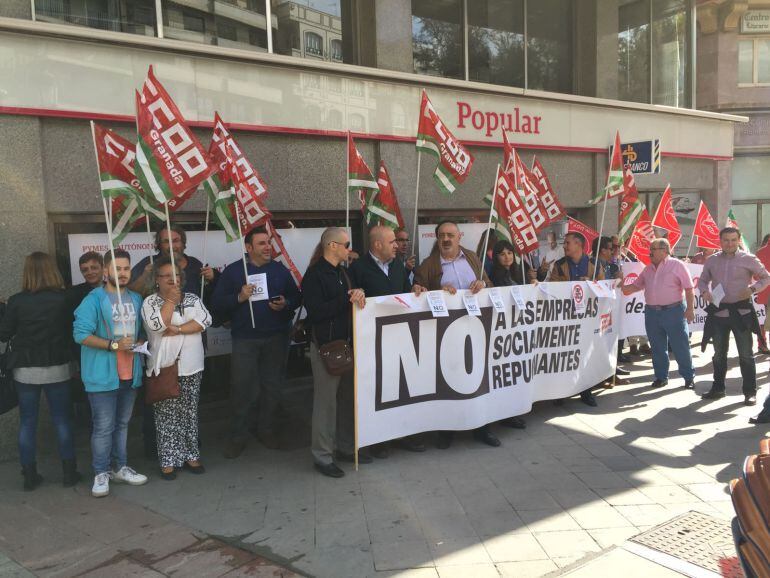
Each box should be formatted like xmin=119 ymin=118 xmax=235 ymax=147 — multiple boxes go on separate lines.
xmin=572 ymin=283 xmax=587 ymax=313
xmin=247 ymin=273 xmax=269 ymax=301
xmin=131 ymin=341 xmax=151 ymax=356
xmin=537 ymin=282 xmax=556 ymax=298
xmin=375 ymin=294 xmax=415 ymax=309
xmin=599 ymin=279 xmax=618 ymax=299
xmin=711 ymin=284 xmax=725 ymax=307
xmin=510 ymin=286 xmax=526 ymax=309
xmin=587 ymin=281 xmax=610 ymax=299
xmin=488 ymin=287 xmax=506 ymax=312
xmin=427 ymin=291 xmax=449 ymax=317
xmin=463 ymin=292 xmax=481 ymax=316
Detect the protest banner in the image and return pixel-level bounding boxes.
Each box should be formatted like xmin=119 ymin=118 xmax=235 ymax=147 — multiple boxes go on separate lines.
xmin=618 ymin=261 xmax=767 ymax=339
xmin=354 ymin=283 xmax=617 ymax=447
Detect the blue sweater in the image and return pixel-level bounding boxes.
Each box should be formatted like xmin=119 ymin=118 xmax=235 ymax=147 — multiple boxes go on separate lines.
xmin=211 ymin=257 xmax=300 ymax=339
xmin=73 ymin=287 xmax=145 ymax=392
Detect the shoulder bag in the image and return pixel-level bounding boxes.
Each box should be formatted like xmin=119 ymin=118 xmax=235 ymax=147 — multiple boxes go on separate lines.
xmin=317 ymin=269 xmax=354 ymax=376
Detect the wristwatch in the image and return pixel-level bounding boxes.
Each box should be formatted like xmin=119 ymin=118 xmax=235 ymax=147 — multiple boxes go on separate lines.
xmin=108 ymin=339 xmax=119 ymax=351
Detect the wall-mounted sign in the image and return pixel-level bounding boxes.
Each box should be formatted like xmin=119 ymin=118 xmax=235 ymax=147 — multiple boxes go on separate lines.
xmin=742 ymin=11 xmax=770 ymax=34
xmin=611 ymin=139 xmax=661 ymax=175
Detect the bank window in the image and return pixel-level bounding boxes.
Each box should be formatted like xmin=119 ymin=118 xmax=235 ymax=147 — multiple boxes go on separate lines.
xmin=412 ymin=0 xmax=464 ymax=80
xmin=739 ymin=38 xmax=770 ymax=86
xmin=467 ymin=0 xmax=524 ymax=87
xmin=527 ymin=0 xmax=572 ymax=93
xmin=34 ymin=0 xmax=158 ymax=36
xmin=161 ymin=1 xmax=269 ymax=51
xmin=305 ymin=31 xmax=323 ymax=56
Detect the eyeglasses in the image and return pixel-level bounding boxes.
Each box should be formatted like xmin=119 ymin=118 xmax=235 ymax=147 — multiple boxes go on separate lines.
xmin=156 ymin=273 xmax=175 ymax=278
xmin=330 ymin=240 xmax=351 ymax=249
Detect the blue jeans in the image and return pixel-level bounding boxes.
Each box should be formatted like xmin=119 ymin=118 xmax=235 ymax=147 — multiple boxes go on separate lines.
xmin=644 ymin=304 xmax=694 ymax=382
xmin=88 ymin=380 xmax=137 ymax=474
xmin=712 ymin=316 xmax=756 ymax=395
xmin=15 ymin=380 xmax=75 ymax=467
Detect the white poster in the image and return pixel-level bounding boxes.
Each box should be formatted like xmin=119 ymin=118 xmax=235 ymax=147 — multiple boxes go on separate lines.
xmin=354 ymin=283 xmax=618 ymax=448
xmin=618 ymin=261 xmax=767 ymax=339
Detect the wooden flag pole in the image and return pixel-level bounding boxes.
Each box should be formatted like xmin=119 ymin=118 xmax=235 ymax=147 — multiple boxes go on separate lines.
xmin=163 ymin=201 xmax=178 ymax=286
xmin=200 ymin=193 xmax=211 ymax=297
xmin=593 ymin=189 xmax=609 ymax=281
xmin=144 ymin=210 xmax=154 ymax=265
xmin=232 ymin=188 xmax=256 ymax=329
xmin=353 ymin=309 xmax=359 ymax=472
xmin=346 ymin=133 xmax=350 ymax=234
xmin=411 ymin=151 xmax=422 ymax=262
xmin=89 ymin=121 xmax=129 ymax=338
xmin=479 ymin=164 xmax=500 ymax=281
xmin=685 ymin=231 xmax=696 ymax=260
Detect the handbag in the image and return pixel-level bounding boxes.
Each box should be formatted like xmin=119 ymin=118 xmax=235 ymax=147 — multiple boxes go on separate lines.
xmin=0 ymin=344 xmax=18 ymax=415
xmin=145 ymin=360 xmax=180 ymax=405
xmin=317 ymin=269 xmax=354 ymax=376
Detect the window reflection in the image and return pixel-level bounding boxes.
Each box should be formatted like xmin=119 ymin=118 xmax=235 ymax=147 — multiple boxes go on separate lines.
xmin=527 ymin=0 xmax=572 ymax=93
xmin=412 ymin=0 xmax=464 ymax=80
xmin=273 ymin=1 xmax=346 ymax=63
xmin=468 ymin=0 xmax=524 ymax=87
xmin=35 ymin=0 xmax=157 ymax=36
xmin=161 ymin=0 xmax=269 ymax=52
xmin=652 ymin=0 xmax=687 ymax=107
xmin=618 ymin=0 xmax=651 ymax=103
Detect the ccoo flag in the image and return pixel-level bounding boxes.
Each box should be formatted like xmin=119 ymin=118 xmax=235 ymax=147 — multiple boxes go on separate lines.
xmin=416 ymin=90 xmax=474 ymax=194
xmin=491 ymin=166 xmax=539 ymax=255
xmin=617 ymin=164 xmax=643 ymax=242
xmin=530 ymin=157 xmax=567 ymax=224
xmin=693 ymin=201 xmax=721 ymax=250
xmin=375 ymin=161 xmax=405 ymax=229
xmin=651 ymin=185 xmax=682 ymax=249
xmin=226 ymin=141 xmax=272 ymax=236
xmin=135 ymin=65 xmax=214 ymax=205
xmin=567 ymin=217 xmax=600 ymax=256
xmin=501 ymin=131 xmax=548 ymax=231
xmin=589 ymin=131 xmax=625 ymax=205
xmin=627 ymin=208 xmax=655 ymax=265
xmin=92 ymin=122 xmax=165 ymax=245
xmin=347 ymin=133 xmax=381 ymax=226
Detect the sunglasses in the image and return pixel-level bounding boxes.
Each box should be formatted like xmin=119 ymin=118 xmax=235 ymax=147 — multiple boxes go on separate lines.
xmin=330 ymin=240 xmax=351 ymax=249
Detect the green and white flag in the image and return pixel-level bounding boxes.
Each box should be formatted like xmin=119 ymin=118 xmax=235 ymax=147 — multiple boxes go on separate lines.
xmin=589 ymin=131 xmax=625 ymax=205
xmin=347 ymin=132 xmax=382 ymax=226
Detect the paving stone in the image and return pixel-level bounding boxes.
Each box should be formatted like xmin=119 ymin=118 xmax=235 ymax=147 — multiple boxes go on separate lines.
xmin=436 ymin=563 xmax=501 ymax=578
xmin=428 ymin=537 xmax=492 ymax=566
xmin=481 ymin=532 xmax=548 ymax=563
xmin=518 ymin=509 xmax=581 ymax=533
xmin=534 ymin=530 xmax=601 ymax=559
xmin=371 ymin=540 xmax=433 ymax=571
xmin=79 ymin=557 xmax=165 ymax=577
xmin=567 ymin=505 xmax=633 ymax=529
xmin=587 ymin=526 xmax=640 ymax=548
xmin=151 ymin=538 xmax=256 ymax=576
xmin=496 ymin=559 xmax=558 ymax=577
xmin=114 ymin=523 xmax=202 ymax=565
xmin=316 ymin=518 xmax=370 ymax=549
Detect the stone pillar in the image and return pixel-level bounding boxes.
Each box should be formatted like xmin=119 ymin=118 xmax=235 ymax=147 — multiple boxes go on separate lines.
xmin=594 ymin=0 xmax=620 ymax=100
xmin=0 ymin=0 xmax=32 ymax=19
xmin=374 ymin=0 xmax=414 ymax=73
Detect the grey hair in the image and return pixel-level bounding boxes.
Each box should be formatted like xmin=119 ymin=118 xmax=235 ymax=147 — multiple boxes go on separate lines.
xmin=651 ymin=237 xmax=671 ymax=252
xmin=321 ymin=227 xmax=348 ymax=246
xmin=147 ymin=255 xmax=185 ymax=294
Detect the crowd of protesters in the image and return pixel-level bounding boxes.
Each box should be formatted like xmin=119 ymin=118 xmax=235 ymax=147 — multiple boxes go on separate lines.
xmin=1 ymin=221 xmax=769 ymax=492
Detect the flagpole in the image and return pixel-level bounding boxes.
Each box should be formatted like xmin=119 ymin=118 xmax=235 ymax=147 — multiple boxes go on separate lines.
xmin=411 ymin=151 xmax=422 ymax=262
xmin=593 ymin=189 xmax=609 ymax=281
xmin=479 ymin=164 xmax=500 ymax=282
xmin=200 ymin=193 xmax=210 ymax=297
xmin=89 ymin=121 xmax=129 ymax=338
xmin=346 ymin=132 xmax=350 ymax=234
xmin=163 ymin=201 xmax=178 ymax=286
xmin=232 ymin=187 xmax=256 ymax=329
xmin=685 ymin=233 xmax=695 ymax=260
xmin=144 ymin=210 xmax=154 ymax=265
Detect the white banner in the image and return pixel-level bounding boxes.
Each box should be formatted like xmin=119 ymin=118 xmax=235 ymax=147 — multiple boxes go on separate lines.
xmin=618 ymin=261 xmax=767 ymax=339
xmin=354 ymin=283 xmax=618 ymax=448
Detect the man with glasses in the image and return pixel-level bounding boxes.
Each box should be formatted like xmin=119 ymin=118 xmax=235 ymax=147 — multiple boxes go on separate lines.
xmin=698 ymin=227 xmax=770 ymax=408
xmin=622 ymin=238 xmax=695 ymax=389
xmin=212 ymin=226 xmax=301 ymax=459
xmin=394 ymin=228 xmax=416 ymax=278
xmin=302 ymin=227 xmax=367 ymax=477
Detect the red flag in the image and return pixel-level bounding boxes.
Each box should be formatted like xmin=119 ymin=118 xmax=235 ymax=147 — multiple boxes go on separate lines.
xmin=416 ymin=91 xmax=474 ymax=194
xmin=501 ymin=131 xmax=548 ymax=231
xmin=491 ymin=166 xmax=539 ymax=255
xmin=376 ymin=162 xmax=405 ymax=229
xmin=618 ymin=164 xmax=643 ymax=242
xmin=693 ymin=201 xmax=721 ymax=250
xmin=530 ymin=157 xmax=567 ymax=224
xmin=567 ymin=217 xmax=600 ymax=255
xmin=265 ymin=220 xmax=302 ymax=286
xmin=651 ymin=186 xmax=682 ymax=249
xmin=627 ymin=209 xmax=655 ymax=265
xmin=226 ymin=141 xmax=272 ymax=235
xmin=135 ymin=66 xmax=214 ymax=204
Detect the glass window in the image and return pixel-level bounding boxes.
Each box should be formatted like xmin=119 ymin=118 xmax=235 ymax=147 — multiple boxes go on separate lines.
xmin=273 ymin=1 xmax=348 ymax=63
xmin=161 ymin=1 xmax=269 ymax=52
xmin=412 ymin=0 xmax=464 ymax=80
xmin=618 ymin=0 xmax=651 ymax=103
xmin=34 ymin=0 xmax=157 ymax=36
xmin=652 ymin=0 xmax=688 ymax=107
xmin=759 ymin=39 xmax=770 ymax=84
xmin=729 ymin=204 xmax=758 ymax=251
xmin=527 ymin=0 xmax=572 ymax=93
xmin=467 ymin=0 xmax=524 ymax=87
xmin=739 ymin=40 xmax=754 ymax=84
xmin=732 ymin=156 xmax=770 ymax=201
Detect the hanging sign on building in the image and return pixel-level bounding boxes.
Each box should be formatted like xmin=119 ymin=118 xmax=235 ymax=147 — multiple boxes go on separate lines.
xmin=611 ymin=139 xmax=661 ymax=175
xmin=742 ymin=11 xmax=770 ymax=34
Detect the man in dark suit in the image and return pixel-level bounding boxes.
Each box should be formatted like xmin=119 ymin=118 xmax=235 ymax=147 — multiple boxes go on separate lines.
xmin=350 ymin=225 xmax=428 ymax=456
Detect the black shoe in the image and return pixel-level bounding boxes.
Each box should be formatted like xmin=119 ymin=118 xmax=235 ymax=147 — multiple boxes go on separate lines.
xmin=315 ymin=462 xmax=345 ymax=478
xmin=183 ymin=462 xmax=206 ymax=474
xmin=335 ymin=451 xmax=373 ymax=464
xmin=580 ymin=392 xmax=598 ymax=407
xmin=640 ymin=344 xmax=652 ymax=354
xmin=745 ymin=395 xmax=757 ymax=406
xmin=474 ymin=431 xmax=501 ymax=447
xmin=502 ymin=416 xmax=527 ymax=429
xmin=629 ymin=344 xmax=639 ymax=355
xmin=62 ymin=459 xmax=82 ymax=488
xmin=160 ymin=468 xmax=177 ymax=481
xmin=618 ymin=353 xmax=632 ymax=363
xmin=436 ymin=433 xmax=452 ymax=450
xmin=651 ymin=379 xmax=668 ymax=388
xmin=701 ymin=388 xmax=726 ymax=400
xmin=370 ymin=444 xmax=390 ymax=459
xmin=750 ymin=413 xmax=770 ymax=424
xmin=616 ymin=367 xmax=630 ymax=376
xmin=683 ymin=380 xmax=695 ymax=389
xmin=21 ymin=463 xmax=43 ymax=492
xmin=553 ymin=398 xmax=565 ymax=407
xmin=396 ymin=438 xmax=426 ymax=452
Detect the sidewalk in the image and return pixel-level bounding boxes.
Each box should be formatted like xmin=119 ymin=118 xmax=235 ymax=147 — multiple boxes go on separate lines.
xmin=0 ymin=339 xmax=764 ymax=577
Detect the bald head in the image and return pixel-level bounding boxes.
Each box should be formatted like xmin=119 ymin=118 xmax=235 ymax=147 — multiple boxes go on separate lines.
xmin=369 ymin=226 xmax=397 ymax=263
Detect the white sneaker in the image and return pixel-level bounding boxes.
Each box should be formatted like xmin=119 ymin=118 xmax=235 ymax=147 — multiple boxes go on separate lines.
xmin=110 ymin=466 xmax=148 ymax=486
xmin=92 ymin=473 xmax=110 ymax=498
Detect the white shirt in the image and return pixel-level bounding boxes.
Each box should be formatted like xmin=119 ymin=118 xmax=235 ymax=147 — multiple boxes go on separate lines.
xmin=370 ymin=252 xmax=391 ymax=276
xmin=542 ymin=244 xmax=564 ymax=264
xmin=141 ymin=293 xmax=212 ymax=377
